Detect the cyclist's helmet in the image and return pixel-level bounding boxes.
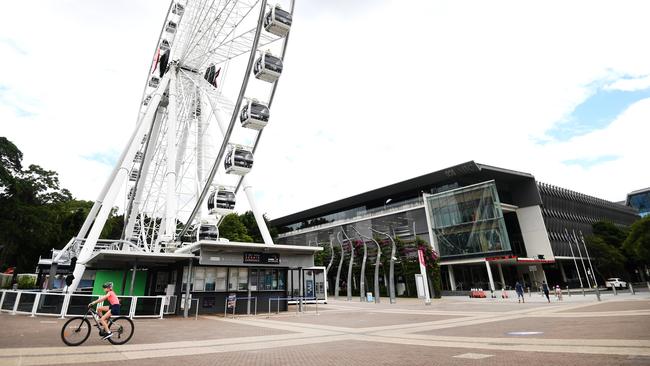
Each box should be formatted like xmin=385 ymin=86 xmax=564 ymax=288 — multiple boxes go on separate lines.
xmin=102 ymin=282 xmax=113 ymax=289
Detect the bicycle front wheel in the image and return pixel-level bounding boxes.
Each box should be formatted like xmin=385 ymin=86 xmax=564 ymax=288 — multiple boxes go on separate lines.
xmin=107 ymin=317 xmax=134 ymax=345
xmin=61 ymin=317 xmax=91 ymax=346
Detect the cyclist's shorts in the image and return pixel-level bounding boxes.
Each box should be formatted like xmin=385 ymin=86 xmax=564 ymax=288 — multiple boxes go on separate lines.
xmin=110 ymin=304 xmax=121 ymax=316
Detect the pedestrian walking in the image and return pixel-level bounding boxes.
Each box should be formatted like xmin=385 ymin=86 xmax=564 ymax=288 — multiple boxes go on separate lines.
xmin=515 ymin=281 xmax=525 ymax=303
xmin=555 ymin=285 xmax=563 ymax=301
xmin=542 ymin=281 xmax=550 ymax=303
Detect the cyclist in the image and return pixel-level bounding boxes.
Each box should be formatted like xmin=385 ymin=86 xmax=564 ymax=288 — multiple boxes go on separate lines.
xmin=88 ymin=282 xmax=120 ymax=340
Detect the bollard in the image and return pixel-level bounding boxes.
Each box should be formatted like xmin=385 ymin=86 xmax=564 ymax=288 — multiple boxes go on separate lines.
xmin=647 ymin=282 xmax=650 ymax=292
xmin=582 ymin=288 xmax=585 ymax=296
xmin=629 ymin=283 xmax=635 ymax=295
xmin=527 ymin=287 xmax=531 ymax=297
xmin=612 ymin=285 xmax=617 ymax=296
xmin=595 ymin=286 xmax=601 ymax=301
xmin=566 ymin=286 xmax=571 ymax=297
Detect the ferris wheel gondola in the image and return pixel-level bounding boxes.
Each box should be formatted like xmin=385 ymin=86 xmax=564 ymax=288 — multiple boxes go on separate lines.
xmin=224 ymin=146 xmax=254 ymax=175
xmin=240 ymin=99 xmax=270 ymax=130
xmin=207 ymin=187 xmax=236 ymax=215
xmin=172 ymin=3 xmax=185 ymax=16
xmin=165 ymin=21 xmax=177 ymax=34
xmin=264 ymin=5 xmax=292 ymax=37
xmin=160 ymin=39 xmax=171 ymax=51
xmin=148 ymin=76 xmax=160 ymax=88
xmin=254 ymin=50 xmax=283 ymax=83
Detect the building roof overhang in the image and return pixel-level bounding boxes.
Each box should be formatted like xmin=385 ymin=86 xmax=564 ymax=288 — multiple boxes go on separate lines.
xmin=176 ymin=240 xmax=323 ymax=255
xmin=271 ymin=161 xmax=539 ymax=227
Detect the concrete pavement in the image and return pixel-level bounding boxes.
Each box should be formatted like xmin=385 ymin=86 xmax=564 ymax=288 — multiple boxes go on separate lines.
xmin=0 ymin=292 xmax=648 ymax=365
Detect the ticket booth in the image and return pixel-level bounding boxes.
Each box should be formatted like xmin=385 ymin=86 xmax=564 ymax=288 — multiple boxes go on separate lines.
xmin=169 ymin=241 xmax=324 ymax=315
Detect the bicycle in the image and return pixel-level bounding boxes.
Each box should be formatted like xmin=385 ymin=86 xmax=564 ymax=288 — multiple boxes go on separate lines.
xmin=61 ymin=307 xmax=135 ymax=346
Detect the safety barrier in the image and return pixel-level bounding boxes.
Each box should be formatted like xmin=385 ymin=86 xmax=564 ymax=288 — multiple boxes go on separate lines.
xmin=0 ymin=290 xmax=165 ymax=319
xmin=224 ymin=296 xmax=258 ymax=317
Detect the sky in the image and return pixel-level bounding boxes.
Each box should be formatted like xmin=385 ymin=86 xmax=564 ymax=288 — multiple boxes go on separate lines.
xmin=1 ymin=0 xmax=649 ymax=220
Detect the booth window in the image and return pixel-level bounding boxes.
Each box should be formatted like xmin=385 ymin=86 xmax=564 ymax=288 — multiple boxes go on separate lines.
xmin=194 ymin=268 xmax=205 ymax=291
xmin=249 ymin=268 xmax=285 ymax=291
xmin=228 ymin=268 xmax=249 ymax=291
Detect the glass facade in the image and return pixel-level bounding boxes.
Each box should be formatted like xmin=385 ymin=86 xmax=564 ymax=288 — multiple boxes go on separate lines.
xmin=426 ymin=181 xmax=511 ymax=258
xmin=279 ymin=196 xmax=425 ymax=233
xmin=182 ymin=267 xmax=286 ymax=292
xmin=627 ymin=190 xmax=650 ymax=217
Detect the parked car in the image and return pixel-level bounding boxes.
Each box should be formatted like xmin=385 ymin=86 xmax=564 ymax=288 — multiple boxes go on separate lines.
xmin=605 ymin=278 xmax=627 ymax=289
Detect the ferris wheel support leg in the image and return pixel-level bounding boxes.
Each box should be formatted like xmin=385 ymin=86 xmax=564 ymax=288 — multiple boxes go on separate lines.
xmin=163 ymin=70 xmax=179 ymax=245
xmin=123 ymin=106 xmax=166 ymax=242
xmin=73 ymin=106 xmax=152 ymax=242
xmin=243 ymin=180 xmax=274 ymax=245
xmin=68 ymin=74 xmax=171 ymax=292
xmin=200 ymin=92 xmax=274 ymax=245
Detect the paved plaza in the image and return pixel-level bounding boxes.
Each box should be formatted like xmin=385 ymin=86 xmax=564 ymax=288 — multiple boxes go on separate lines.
xmin=1 ymin=292 xmax=649 ymax=365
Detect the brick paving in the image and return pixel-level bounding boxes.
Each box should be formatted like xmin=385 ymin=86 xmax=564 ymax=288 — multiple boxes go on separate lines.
xmin=420 ymin=315 xmax=650 ymax=340
xmin=0 ymin=293 xmax=648 ymax=366
xmin=105 ymin=340 xmax=650 ymax=366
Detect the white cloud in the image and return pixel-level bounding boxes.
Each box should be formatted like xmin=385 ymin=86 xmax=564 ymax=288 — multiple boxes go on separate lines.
xmin=1 ymin=0 xmax=649 ymax=222
xmin=605 ymin=75 xmax=650 ymax=91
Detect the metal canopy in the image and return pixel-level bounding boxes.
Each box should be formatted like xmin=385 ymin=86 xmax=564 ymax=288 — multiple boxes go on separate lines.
xmin=179 ymin=240 xmax=323 ymax=255
xmin=84 ymin=250 xmax=195 ymax=269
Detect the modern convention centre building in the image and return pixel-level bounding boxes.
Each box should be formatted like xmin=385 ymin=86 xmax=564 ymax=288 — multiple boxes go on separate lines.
xmin=270 ymin=161 xmax=640 ymax=293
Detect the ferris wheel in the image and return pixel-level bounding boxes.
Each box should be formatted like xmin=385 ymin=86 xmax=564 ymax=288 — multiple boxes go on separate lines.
xmin=65 ymin=0 xmax=295 ymax=291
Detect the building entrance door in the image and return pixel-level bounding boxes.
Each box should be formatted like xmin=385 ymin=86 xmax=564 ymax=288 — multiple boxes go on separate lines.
xmin=287 ymin=267 xmax=328 ymax=302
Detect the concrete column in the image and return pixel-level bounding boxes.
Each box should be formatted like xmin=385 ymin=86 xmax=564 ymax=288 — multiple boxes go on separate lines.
xmin=485 ymin=260 xmax=495 ymax=292
xmin=559 ymin=261 xmax=568 ymax=282
xmin=47 ymin=263 xmax=58 ymax=290
xmin=541 ymin=264 xmax=548 ymax=284
xmin=183 ymin=259 xmax=192 ymax=318
xmin=128 ymin=260 xmax=137 ymax=296
xmin=497 ymin=263 xmax=506 ymax=290
xmin=448 ymin=265 xmax=456 ymax=291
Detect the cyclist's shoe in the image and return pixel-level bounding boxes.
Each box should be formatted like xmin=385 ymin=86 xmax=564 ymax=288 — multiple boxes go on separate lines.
xmin=102 ymin=332 xmax=114 ymax=340
xmin=99 ymin=330 xmax=107 ymax=337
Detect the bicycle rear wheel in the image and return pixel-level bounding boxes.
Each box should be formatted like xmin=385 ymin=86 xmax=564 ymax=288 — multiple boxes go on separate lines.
xmin=61 ymin=317 xmax=91 ymax=346
xmin=107 ymin=317 xmax=135 ymax=345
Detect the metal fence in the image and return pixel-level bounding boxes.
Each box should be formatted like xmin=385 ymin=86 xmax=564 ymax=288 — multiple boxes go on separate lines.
xmin=0 ymin=290 xmax=165 ymax=319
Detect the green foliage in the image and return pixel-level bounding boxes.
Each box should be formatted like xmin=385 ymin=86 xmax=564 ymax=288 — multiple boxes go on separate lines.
xmin=585 ymin=235 xmax=626 ymax=280
xmin=0 ymin=137 xmax=126 ymax=273
xmin=239 ymin=211 xmax=278 ymax=243
xmin=592 ymin=221 xmax=628 ymax=249
xmin=219 ymin=214 xmax=253 ymax=242
xmin=623 ymin=216 xmax=650 ymax=265
xmin=17 ymin=275 xmax=36 ymax=289
xmin=314 ymin=243 xmax=332 ymax=267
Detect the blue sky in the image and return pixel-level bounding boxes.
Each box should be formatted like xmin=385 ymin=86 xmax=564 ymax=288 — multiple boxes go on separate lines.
xmin=547 ymin=83 xmax=650 ymax=142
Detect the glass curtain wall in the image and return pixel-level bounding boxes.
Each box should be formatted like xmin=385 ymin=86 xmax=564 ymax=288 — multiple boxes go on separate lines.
xmin=426 ymin=181 xmax=511 ymax=258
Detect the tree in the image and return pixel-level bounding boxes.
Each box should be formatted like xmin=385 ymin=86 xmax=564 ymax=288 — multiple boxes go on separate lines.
xmin=0 ymin=138 xmax=73 ymax=272
xmin=623 ymin=216 xmax=650 ymax=265
xmin=585 ymin=236 xmax=626 ymax=281
xmin=240 ymin=211 xmax=278 ymax=243
xmin=592 ymin=221 xmax=628 ymax=249
xmin=219 ymin=214 xmax=253 ymax=242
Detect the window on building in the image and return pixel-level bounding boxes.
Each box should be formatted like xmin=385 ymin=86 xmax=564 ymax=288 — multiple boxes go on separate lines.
xmin=215 ymin=267 xmax=227 ymax=291
xmin=194 ymin=268 xmax=205 ymax=291
xmin=426 ymin=181 xmax=511 ymax=258
xmin=228 ymin=268 xmax=248 ymax=291
xmin=205 ymin=268 xmax=216 ymax=291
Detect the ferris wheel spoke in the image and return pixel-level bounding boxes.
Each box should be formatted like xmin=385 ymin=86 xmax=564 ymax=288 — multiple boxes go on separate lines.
xmin=179 ymin=0 xmax=237 ymax=64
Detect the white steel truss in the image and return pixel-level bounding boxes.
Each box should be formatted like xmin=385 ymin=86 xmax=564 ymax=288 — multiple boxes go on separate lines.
xmin=65 ymin=0 xmax=295 ymax=292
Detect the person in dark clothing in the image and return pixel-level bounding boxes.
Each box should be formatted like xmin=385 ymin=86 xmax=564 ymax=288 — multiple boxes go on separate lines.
xmin=542 ymin=281 xmax=551 ymax=303
xmin=515 ymin=281 xmax=525 ymax=303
